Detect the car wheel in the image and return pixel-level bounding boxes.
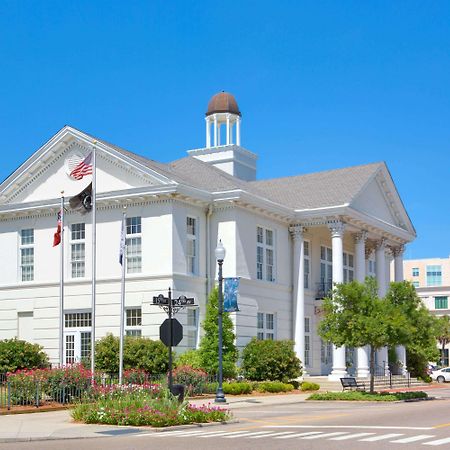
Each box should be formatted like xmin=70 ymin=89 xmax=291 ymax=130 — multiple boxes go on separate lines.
xmin=437 ymin=376 xmax=445 ymax=383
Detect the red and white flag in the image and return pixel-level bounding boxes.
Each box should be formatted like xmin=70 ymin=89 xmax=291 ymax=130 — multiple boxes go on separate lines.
xmin=53 ymin=210 xmax=62 ymax=247
xmin=70 ymin=152 xmax=93 ymax=180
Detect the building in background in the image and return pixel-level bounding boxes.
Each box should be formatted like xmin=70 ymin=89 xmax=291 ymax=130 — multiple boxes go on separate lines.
xmin=404 ymin=257 xmax=450 ymax=365
xmin=0 ymin=92 xmax=416 ymax=378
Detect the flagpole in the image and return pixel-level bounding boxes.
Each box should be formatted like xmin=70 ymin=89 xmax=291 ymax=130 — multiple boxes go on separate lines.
xmin=119 ymin=209 xmax=127 ymax=385
xmin=59 ymin=192 xmax=65 ymax=367
xmin=91 ymin=144 xmax=97 ymax=379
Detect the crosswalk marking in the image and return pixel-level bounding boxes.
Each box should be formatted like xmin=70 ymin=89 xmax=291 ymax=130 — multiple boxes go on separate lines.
xmin=390 ymin=435 xmax=435 ymax=443
xmin=301 ymin=432 xmax=350 ymax=440
xmin=274 ymin=432 xmax=323 ymax=439
xmin=360 ymin=433 xmax=404 ymax=442
xmin=198 ymin=430 xmax=251 ymax=438
xmin=423 ymin=437 xmax=450 ymax=446
xmin=222 ymin=431 xmax=274 ymax=438
xmin=248 ymin=432 xmax=296 ymax=439
xmin=330 ymin=432 xmax=376 ymax=440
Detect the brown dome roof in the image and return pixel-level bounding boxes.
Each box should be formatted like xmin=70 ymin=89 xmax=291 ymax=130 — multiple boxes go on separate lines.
xmin=206 ymin=91 xmax=241 ymax=116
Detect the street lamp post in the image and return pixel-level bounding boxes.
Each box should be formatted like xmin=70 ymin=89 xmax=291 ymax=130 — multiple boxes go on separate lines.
xmin=215 ymin=240 xmax=226 ymax=403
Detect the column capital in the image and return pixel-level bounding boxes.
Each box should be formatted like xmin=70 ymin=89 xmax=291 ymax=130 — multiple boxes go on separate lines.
xmin=328 ymin=221 xmax=345 ymax=238
xmin=374 ymin=238 xmax=387 ymax=251
xmin=365 ymin=246 xmax=375 ymax=259
xmin=289 ymin=224 xmax=305 ymax=241
xmin=353 ymin=230 xmax=368 ymax=244
xmin=392 ymin=245 xmax=405 ymax=257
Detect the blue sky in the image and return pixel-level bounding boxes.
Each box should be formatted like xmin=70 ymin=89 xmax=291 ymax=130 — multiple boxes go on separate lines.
xmin=0 ymin=1 xmax=448 ymax=259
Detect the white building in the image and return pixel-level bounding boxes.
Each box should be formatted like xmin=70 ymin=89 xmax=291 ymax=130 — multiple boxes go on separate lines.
xmin=0 ymin=92 xmax=416 ymax=378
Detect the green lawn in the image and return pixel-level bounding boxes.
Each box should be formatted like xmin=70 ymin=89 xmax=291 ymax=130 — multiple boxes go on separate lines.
xmin=307 ymin=391 xmax=428 ymax=402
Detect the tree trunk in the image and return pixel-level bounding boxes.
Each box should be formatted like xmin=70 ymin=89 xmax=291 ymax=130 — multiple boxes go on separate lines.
xmin=369 ymin=345 xmax=376 ymax=393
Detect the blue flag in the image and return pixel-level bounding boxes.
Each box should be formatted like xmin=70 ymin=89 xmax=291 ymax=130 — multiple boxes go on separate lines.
xmin=224 ymin=277 xmax=240 ymax=312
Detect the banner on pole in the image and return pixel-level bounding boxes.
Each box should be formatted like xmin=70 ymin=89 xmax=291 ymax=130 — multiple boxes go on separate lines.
xmin=224 ymin=277 xmax=240 ymax=313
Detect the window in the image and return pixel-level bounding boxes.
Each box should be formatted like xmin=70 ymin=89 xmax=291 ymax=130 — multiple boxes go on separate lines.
xmin=65 ymin=312 xmax=92 ymax=328
xmin=256 ymin=226 xmax=275 ymax=282
xmin=320 ymin=246 xmax=333 ymax=293
xmin=368 ymin=258 xmax=376 ymax=277
xmin=343 ymin=252 xmax=354 ymax=283
xmin=304 ymin=241 xmax=310 ymax=289
xmin=305 ymin=317 xmax=311 ymax=367
xmin=321 ymin=339 xmax=333 ymax=365
xmin=257 ymin=312 xmax=275 ymax=340
xmin=126 ymin=308 xmax=142 ymax=336
xmin=186 ymin=217 xmax=197 ymax=275
xmin=71 ymin=223 xmax=85 ymax=278
xmin=126 ymin=217 xmax=142 ymax=273
xmin=441 ymin=349 xmax=449 ymax=367
xmin=426 ymin=265 xmax=442 ymax=287
xmin=412 ymin=268 xmax=419 ymax=277
xmin=413 ymin=281 xmax=420 ymax=288
xmin=20 ymin=229 xmax=34 ymax=281
xmin=186 ymin=308 xmax=199 ymax=348
xmin=435 ymin=297 xmax=448 ymax=310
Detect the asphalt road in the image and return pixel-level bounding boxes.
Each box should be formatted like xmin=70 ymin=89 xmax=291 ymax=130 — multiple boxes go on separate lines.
xmin=1 ymin=388 xmax=450 ymax=450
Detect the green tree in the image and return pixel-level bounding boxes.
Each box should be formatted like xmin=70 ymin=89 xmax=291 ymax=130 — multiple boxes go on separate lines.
xmin=318 ymin=278 xmax=412 ymax=392
xmin=198 ymin=287 xmax=238 ymax=378
xmin=386 ymin=282 xmax=439 ymax=378
xmin=435 ymin=315 xmax=450 ymax=366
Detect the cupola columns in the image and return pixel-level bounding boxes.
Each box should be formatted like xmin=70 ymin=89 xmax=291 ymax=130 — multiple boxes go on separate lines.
xmin=206 ymin=112 xmax=241 ymax=148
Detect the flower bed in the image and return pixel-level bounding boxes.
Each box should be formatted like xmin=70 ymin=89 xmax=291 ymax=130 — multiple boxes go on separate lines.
xmin=71 ymin=388 xmax=230 ymax=427
xmin=307 ymin=391 xmax=428 ymax=401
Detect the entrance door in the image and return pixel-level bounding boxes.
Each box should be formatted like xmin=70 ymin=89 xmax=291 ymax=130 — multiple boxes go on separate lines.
xmin=321 ymin=339 xmax=333 ymax=374
xmin=64 ymin=331 xmax=91 ymax=365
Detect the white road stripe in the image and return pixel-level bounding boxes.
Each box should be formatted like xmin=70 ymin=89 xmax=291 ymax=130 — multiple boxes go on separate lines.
xmin=274 ymin=432 xmax=324 ymax=439
xmin=300 ymin=432 xmax=349 ymax=440
xmin=423 ymin=437 xmax=450 ymax=446
xmin=170 ymin=430 xmax=226 ymax=437
xmin=197 ymin=430 xmax=255 ymax=438
xmin=330 ymin=433 xmax=376 ymax=440
xmin=390 ymin=435 xmax=435 ymax=443
xmin=222 ymin=431 xmax=275 ymax=438
xmin=136 ymin=430 xmax=190 ymax=437
xmin=360 ymin=433 xmax=404 ymax=442
xmin=248 ymin=432 xmax=296 ymax=439
xmin=263 ymin=425 xmax=432 ymax=430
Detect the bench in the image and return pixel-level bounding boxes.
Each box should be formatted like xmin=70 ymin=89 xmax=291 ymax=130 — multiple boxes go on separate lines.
xmin=340 ymin=377 xmax=366 ymax=392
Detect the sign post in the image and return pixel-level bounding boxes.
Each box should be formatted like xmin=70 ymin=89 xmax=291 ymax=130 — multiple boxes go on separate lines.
xmin=153 ymin=288 xmax=195 ymax=393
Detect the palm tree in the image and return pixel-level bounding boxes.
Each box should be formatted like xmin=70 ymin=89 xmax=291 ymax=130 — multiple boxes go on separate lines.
xmin=436 ymin=315 xmax=450 ymax=366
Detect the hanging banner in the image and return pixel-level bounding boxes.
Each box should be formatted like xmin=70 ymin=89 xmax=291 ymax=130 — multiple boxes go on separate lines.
xmin=224 ymin=277 xmax=240 ymax=312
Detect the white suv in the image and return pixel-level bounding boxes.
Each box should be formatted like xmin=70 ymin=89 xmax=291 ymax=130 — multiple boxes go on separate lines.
xmin=431 ymin=367 xmax=450 ymax=383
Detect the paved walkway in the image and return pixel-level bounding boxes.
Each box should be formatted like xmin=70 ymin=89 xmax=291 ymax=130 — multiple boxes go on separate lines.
xmin=0 ymin=393 xmax=310 ymax=443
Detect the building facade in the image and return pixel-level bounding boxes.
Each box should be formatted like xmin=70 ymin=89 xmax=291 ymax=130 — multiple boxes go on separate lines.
xmin=0 ymin=92 xmax=416 ymax=378
xmin=404 ymin=257 xmax=450 ymax=365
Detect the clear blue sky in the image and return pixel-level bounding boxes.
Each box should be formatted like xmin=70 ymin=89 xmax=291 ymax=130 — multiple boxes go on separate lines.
xmin=0 ymin=1 xmax=448 ymax=259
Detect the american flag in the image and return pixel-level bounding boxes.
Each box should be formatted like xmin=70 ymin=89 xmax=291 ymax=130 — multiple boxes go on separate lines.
xmin=53 ymin=210 xmax=62 ymax=247
xmin=70 ymin=152 xmax=93 ymax=180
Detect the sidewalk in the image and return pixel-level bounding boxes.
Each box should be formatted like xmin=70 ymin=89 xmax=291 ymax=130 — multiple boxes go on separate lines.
xmin=0 ymin=393 xmax=310 ymax=443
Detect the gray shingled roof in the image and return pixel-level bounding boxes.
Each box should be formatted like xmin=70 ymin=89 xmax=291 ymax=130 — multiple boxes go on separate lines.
xmin=78 ymin=127 xmax=383 ymax=211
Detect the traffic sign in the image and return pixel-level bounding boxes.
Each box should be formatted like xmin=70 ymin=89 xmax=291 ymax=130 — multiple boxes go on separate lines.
xmin=160 ymin=318 xmax=183 ymax=347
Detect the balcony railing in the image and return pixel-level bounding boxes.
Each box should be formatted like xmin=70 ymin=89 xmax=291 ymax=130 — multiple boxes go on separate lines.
xmin=316 ymin=281 xmax=333 ymax=299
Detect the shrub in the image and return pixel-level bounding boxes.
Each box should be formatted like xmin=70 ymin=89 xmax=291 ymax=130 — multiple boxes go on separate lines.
xmin=123 ymin=368 xmax=149 ymax=385
xmin=0 ymin=339 xmax=49 ymax=374
xmin=43 ymin=364 xmax=92 ymax=401
xmin=95 ymin=334 xmax=169 ymax=375
xmin=242 ymin=339 xmax=302 ymax=382
xmin=175 ymin=349 xmax=203 ymax=369
xmin=289 ymin=380 xmax=300 ymax=389
xmin=6 ymin=370 xmax=39 ymax=405
xmin=222 ymin=381 xmax=253 ymax=395
xmin=198 ymin=288 xmax=238 ymax=378
xmin=307 ymin=391 xmax=428 ymax=401
xmin=301 ymin=381 xmax=320 ymax=391
xmin=172 ymin=365 xmax=209 ymax=396
xmin=255 ymin=381 xmax=294 ymax=393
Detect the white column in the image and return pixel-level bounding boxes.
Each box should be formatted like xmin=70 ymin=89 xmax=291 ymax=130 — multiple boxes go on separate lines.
xmin=226 ymin=114 xmax=231 ymax=145
xmin=217 ymin=122 xmax=221 ymax=146
xmin=289 ymin=225 xmax=305 ymax=368
xmin=236 ymin=116 xmax=241 ymax=145
xmin=213 ymin=115 xmax=218 ymax=147
xmin=328 ymin=221 xmax=348 ymax=381
xmin=375 ymin=239 xmax=389 ymax=374
xmin=393 ymin=245 xmax=407 ymax=374
xmin=206 ymin=117 xmax=211 ymax=148
xmin=355 ymin=232 xmax=370 ymax=378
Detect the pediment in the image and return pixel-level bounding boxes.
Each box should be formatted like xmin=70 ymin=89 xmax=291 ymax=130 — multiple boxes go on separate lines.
xmin=0 ymin=127 xmax=176 ymax=205
xmin=350 ymin=166 xmax=415 ymax=235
